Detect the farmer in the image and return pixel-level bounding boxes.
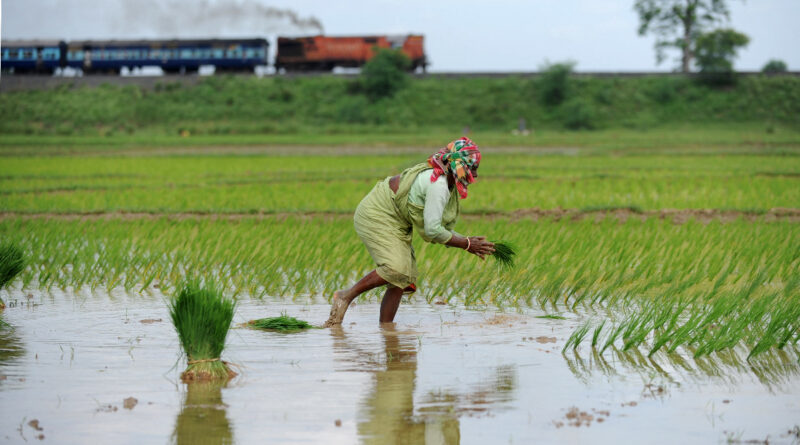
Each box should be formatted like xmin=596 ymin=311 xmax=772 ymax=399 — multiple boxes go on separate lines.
xmin=324 ymin=137 xmax=495 ymax=326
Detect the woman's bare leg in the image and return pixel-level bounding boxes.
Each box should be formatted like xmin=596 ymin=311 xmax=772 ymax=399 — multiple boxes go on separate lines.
xmin=324 ymin=270 xmax=388 ymax=327
xmin=379 ymin=286 xmax=404 ymax=323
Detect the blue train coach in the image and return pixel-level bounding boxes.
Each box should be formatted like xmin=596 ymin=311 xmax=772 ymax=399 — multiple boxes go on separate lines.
xmin=2 ymin=40 xmax=66 ymax=74
xmin=65 ymin=38 xmax=269 ymax=74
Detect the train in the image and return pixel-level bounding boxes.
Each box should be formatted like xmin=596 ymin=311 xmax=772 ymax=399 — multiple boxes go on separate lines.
xmin=1 ymin=35 xmax=427 ymax=75
xmin=276 ymin=35 xmax=426 ymax=72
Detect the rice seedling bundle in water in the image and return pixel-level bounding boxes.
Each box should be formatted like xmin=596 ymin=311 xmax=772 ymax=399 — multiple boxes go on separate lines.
xmin=246 ymin=314 xmax=314 ymax=333
xmin=491 ymin=241 xmax=517 ymax=268
xmin=169 ymin=280 xmax=237 ymax=382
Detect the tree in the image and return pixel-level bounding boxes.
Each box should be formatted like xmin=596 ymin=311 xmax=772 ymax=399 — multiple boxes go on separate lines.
xmin=762 ymin=59 xmax=788 ymax=74
xmin=538 ymin=61 xmax=575 ymax=107
xmin=634 ymin=0 xmax=737 ymax=73
xmin=359 ymin=48 xmax=411 ymax=101
xmin=694 ymin=28 xmax=749 ymax=85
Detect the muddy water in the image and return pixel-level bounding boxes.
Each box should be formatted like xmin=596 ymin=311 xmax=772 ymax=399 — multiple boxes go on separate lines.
xmin=1 ymin=290 xmax=799 ymax=444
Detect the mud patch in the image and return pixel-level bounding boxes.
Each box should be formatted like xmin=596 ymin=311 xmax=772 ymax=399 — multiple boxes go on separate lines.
xmin=123 ymin=397 xmax=138 ymax=410
xmin=481 ymin=314 xmax=522 ymax=327
xmin=553 ymin=407 xmax=610 ymax=428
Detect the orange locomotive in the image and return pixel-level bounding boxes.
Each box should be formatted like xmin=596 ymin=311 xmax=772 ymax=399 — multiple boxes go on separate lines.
xmin=275 ymin=35 xmax=426 ymax=72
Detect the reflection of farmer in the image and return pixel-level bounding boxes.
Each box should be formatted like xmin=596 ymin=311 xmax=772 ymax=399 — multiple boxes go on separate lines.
xmin=356 ymin=325 xmax=461 ymax=445
xmin=325 ymin=138 xmax=495 ymax=326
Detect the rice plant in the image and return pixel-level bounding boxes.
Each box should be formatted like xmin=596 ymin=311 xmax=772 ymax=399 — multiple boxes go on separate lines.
xmin=169 ymin=279 xmax=237 ymax=382
xmin=491 ymin=241 xmax=517 ymax=268
xmin=246 ymin=313 xmax=315 ymax=333
xmin=0 ymin=242 xmax=24 ymax=289
xmin=0 ymin=241 xmax=25 ymax=309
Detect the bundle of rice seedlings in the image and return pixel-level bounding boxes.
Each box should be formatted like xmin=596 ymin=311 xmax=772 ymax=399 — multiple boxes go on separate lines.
xmin=0 ymin=242 xmax=25 ymax=309
xmin=246 ymin=313 xmax=314 ymax=333
xmin=169 ymin=279 xmax=237 ymax=382
xmin=491 ymin=241 xmax=517 ymax=268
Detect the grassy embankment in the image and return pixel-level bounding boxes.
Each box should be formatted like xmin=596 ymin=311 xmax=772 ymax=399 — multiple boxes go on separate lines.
xmin=1 ymin=74 xmax=799 ymax=152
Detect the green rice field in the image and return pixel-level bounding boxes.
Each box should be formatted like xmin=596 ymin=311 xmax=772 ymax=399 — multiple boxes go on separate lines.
xmin=1 ymin=141 xmax=799 ymax=361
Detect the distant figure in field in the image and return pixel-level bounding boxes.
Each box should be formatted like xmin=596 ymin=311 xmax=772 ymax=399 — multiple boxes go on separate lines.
xmin=324 ymin=137 xmax=495 ymax=326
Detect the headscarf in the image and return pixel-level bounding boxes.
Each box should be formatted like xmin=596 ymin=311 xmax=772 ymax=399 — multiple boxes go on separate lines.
xmin=427 ymin=137 xmax=481 ymax=199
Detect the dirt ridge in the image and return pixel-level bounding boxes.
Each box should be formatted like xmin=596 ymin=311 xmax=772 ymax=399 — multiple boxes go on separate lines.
xmin=2 ymin=207 xmax=798 ymax=224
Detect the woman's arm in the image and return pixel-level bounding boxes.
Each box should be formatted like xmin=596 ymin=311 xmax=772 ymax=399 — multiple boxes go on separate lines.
xmin=445 ymin=234 xmax=495 ymax=259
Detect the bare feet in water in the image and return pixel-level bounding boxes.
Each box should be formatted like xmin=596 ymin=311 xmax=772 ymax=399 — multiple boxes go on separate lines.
xmin=324 ymin=290 xmax=350 ymax=327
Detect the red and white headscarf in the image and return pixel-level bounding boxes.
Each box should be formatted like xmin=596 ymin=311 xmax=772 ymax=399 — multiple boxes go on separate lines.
xmin=427 ymin=137 xmax=481 ymax=199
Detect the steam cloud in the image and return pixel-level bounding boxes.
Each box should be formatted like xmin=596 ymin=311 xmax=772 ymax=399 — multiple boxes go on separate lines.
xmin=117 ymin=0 xmax=324 ymax=37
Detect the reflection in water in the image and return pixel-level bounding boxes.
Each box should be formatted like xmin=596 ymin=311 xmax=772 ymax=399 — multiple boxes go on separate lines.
xmin=172 ymin=382 xmax=233 ymax=445
xmin=332 ymin=325 xmax=516 ymax=445
xmin=0 ymin=318 xmax=25 ymax=372
xmin=563 ymin=346 xmax=800 ymax=391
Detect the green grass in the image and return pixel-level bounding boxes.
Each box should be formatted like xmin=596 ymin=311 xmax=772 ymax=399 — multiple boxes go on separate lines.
xmin=246 ymin=314 xmax=315 ymax=333
xmin=169 ymin=279 xmax=236 ymax=382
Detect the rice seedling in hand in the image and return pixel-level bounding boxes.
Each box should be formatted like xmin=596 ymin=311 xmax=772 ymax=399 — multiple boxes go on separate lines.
xmin=246 ymin=313 xmax=315 ymax=333
xmin=169 ymin=279 xmax=237 ymax=382
xmin=491 ymin=241 xmax=517 ymax=268
xmin=0 ymin=242 xmax=25 ymax=309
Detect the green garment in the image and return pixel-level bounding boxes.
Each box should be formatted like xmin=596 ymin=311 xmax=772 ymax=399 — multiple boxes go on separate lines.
xmin=353 ymin=163 xmax=461 ymax=289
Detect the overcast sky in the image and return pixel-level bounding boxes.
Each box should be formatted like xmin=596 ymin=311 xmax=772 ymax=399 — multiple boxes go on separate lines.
xmin=2 ymin=0 xmax=798 ymax=72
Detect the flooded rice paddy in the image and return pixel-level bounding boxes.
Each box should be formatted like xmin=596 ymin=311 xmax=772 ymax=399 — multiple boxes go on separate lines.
xmin=1 ymin=289 xmax=799 ymax=444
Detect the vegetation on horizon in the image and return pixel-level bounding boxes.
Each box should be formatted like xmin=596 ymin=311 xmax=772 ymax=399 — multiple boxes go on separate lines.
xmin=1 ymin=74 xmax=798 ymax=137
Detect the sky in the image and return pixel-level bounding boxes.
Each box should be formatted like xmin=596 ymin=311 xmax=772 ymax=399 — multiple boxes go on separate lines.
xmin=2 ymin=0 xmax=798 ymax=72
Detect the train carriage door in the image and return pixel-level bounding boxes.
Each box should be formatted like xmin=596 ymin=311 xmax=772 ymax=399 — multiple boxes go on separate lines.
xmin=83 ymin=45 xmax=92 ymax=70
xmin=35 ymin=47 xmax=43 ymax=71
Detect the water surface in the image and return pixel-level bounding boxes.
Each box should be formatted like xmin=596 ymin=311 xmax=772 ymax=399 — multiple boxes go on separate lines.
xmin=1 ymin=289 xmax=799 ymax=444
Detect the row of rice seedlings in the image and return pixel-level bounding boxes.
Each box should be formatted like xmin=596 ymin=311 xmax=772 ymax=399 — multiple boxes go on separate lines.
xmin=3 ymin=217 xmax=796 ymax=305
xmin=5 ymin=172 xmax=799 ymax=214
xmin=2 ymin=217 xmax=797 ymax=357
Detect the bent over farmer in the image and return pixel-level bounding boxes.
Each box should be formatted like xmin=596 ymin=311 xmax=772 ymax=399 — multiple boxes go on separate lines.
xmin=325 ymin=137 xmax=495 ymax=326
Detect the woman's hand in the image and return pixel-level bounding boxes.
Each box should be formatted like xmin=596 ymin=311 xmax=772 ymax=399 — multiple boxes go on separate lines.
xmin=466 ymin=236 xmax=495 ymax=260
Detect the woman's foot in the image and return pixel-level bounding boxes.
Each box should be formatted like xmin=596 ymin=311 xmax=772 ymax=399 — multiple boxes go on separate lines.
xmin=323 ymin=290 xmax=350 ymax=327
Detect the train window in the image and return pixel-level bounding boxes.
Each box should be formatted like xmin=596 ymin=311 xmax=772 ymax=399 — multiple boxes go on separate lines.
xmin=180 ymin=49 xmax=191 ymax=59
xmin=23 ymin=49 xmax=34 ymax=59
xmin=213 ymin=49 xmax=223 ymax=59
